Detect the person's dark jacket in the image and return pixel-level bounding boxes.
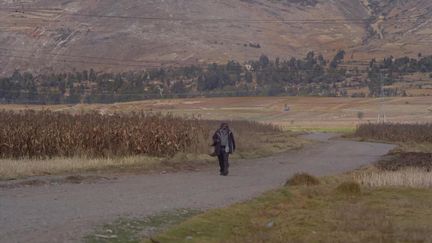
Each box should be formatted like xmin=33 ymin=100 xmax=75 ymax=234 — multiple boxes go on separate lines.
xmin=212 ymin=128 xmax=236 ymax=155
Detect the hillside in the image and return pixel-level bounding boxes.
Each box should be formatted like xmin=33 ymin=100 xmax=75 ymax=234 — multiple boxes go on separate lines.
xmin=0 ymin=0 xmax=431 ymax=75
xmin=353 ymin=0 xmax=432 ymax=60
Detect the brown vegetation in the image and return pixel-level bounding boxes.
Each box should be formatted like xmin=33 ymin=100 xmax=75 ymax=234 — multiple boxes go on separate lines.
xmin=336 ymin=181 xmax=361 ymax=194
xmin=355 ymin=153 xmax=432 ymax=189
xmin=354 ymin=122 xmax=432 ymax=188
xmin=355 ymin=123 xmax=432 ymax=143
xmin=3 ymin=96 xmax=431 ymax=131
xmin=356 ymin=168 xmax=432 ymax=188
xmin=0 ymin=110 xmax=280 ymax=159
xmin=0 ymin=110 xmax=200 ymax=158
xmin=0 ymin=109 xmax=303 ymax=179
xmin=377 ymin=152 xmax=432 ymax=171
xmin=285 ymin=172 xmax=320 ymax=186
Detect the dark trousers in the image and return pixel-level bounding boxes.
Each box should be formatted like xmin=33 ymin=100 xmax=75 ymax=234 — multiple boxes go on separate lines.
xmin=218 ymin=150 xmax=229 ymax=175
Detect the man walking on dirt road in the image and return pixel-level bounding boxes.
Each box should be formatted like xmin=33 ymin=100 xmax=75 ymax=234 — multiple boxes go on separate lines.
xmin=212 ymin=123 xmax=236 ymax=176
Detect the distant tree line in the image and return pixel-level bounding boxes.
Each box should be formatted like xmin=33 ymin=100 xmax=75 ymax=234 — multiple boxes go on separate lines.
xmin=367 ymin=55 xmax=432 ymax=96
xmin=1 ymin=51 xmax=431 ymax=104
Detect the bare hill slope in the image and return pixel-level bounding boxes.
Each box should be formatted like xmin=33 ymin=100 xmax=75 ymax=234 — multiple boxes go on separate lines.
xmin=0 ymin=0 xmax=431 ymax=74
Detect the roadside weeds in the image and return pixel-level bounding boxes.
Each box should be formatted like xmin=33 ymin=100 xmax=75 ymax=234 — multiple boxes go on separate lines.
xmin=147 ymin=171 xmax=432 ymax=243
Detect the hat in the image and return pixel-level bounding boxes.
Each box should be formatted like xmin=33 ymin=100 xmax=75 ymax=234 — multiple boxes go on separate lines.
xmin=220 ymin=122 xmax=229 ymax=128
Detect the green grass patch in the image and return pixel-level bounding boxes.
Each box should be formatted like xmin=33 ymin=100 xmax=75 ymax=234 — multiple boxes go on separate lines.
xmin=85 ymin=209 xmax=200 ymax=243
xmin=149 ymin=177 xmax=432 ymax=243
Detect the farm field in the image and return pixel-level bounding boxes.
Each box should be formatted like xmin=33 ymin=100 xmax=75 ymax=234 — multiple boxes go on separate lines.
xmin=3 ymin=96 xmax=431 ymax=131
xmin=0 ymin=110 xmax=304 ymax=180
xmin=2 ymin=1 xmax=432 ymax=242
xmin=2 ymin=96 xmax=430 ymax=179
xmin=2 ymin=98 xmax=432 ymax=242
xmin=2 ymin=106 xmax=431 ymax=242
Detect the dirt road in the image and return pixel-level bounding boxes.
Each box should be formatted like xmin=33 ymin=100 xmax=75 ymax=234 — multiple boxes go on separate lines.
xmin=0 ymin=133 xmax=395 ymax=243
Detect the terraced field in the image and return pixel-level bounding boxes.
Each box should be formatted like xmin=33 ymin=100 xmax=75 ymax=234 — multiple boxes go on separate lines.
xmin=2 ymin=96 xmax=431 ymax=130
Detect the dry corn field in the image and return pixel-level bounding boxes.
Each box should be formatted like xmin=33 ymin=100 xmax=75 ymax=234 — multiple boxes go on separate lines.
xmin=0 ymin=110 xmax=280 ymax=159
xmin=355 ymin=123 xmax=432 ymax=143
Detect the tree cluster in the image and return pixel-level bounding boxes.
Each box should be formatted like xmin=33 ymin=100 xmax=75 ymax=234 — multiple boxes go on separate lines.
xmin=1 ymin=51 xmax=431 ymax=104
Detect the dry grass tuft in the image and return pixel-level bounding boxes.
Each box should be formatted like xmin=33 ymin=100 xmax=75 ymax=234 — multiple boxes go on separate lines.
xmin=336 ymin=181 xmax=361 ymax=194
xmin=285 ymin=172 xmax=320 ymax=186
xmin=355 ymin=168 xmax=432 ymax=188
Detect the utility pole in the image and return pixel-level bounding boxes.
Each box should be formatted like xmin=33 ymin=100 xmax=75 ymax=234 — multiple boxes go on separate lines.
xmin=377 ymin=72 xmax=386 ymax=123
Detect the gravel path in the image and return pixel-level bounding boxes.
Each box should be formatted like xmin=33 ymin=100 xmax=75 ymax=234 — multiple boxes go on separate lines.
xmin=0 ymin=133 xmax=395 ymax=243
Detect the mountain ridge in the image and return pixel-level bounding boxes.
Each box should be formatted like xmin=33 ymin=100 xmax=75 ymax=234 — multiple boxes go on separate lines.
xmin=0 ymin=0 xmax=431 ymax=75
